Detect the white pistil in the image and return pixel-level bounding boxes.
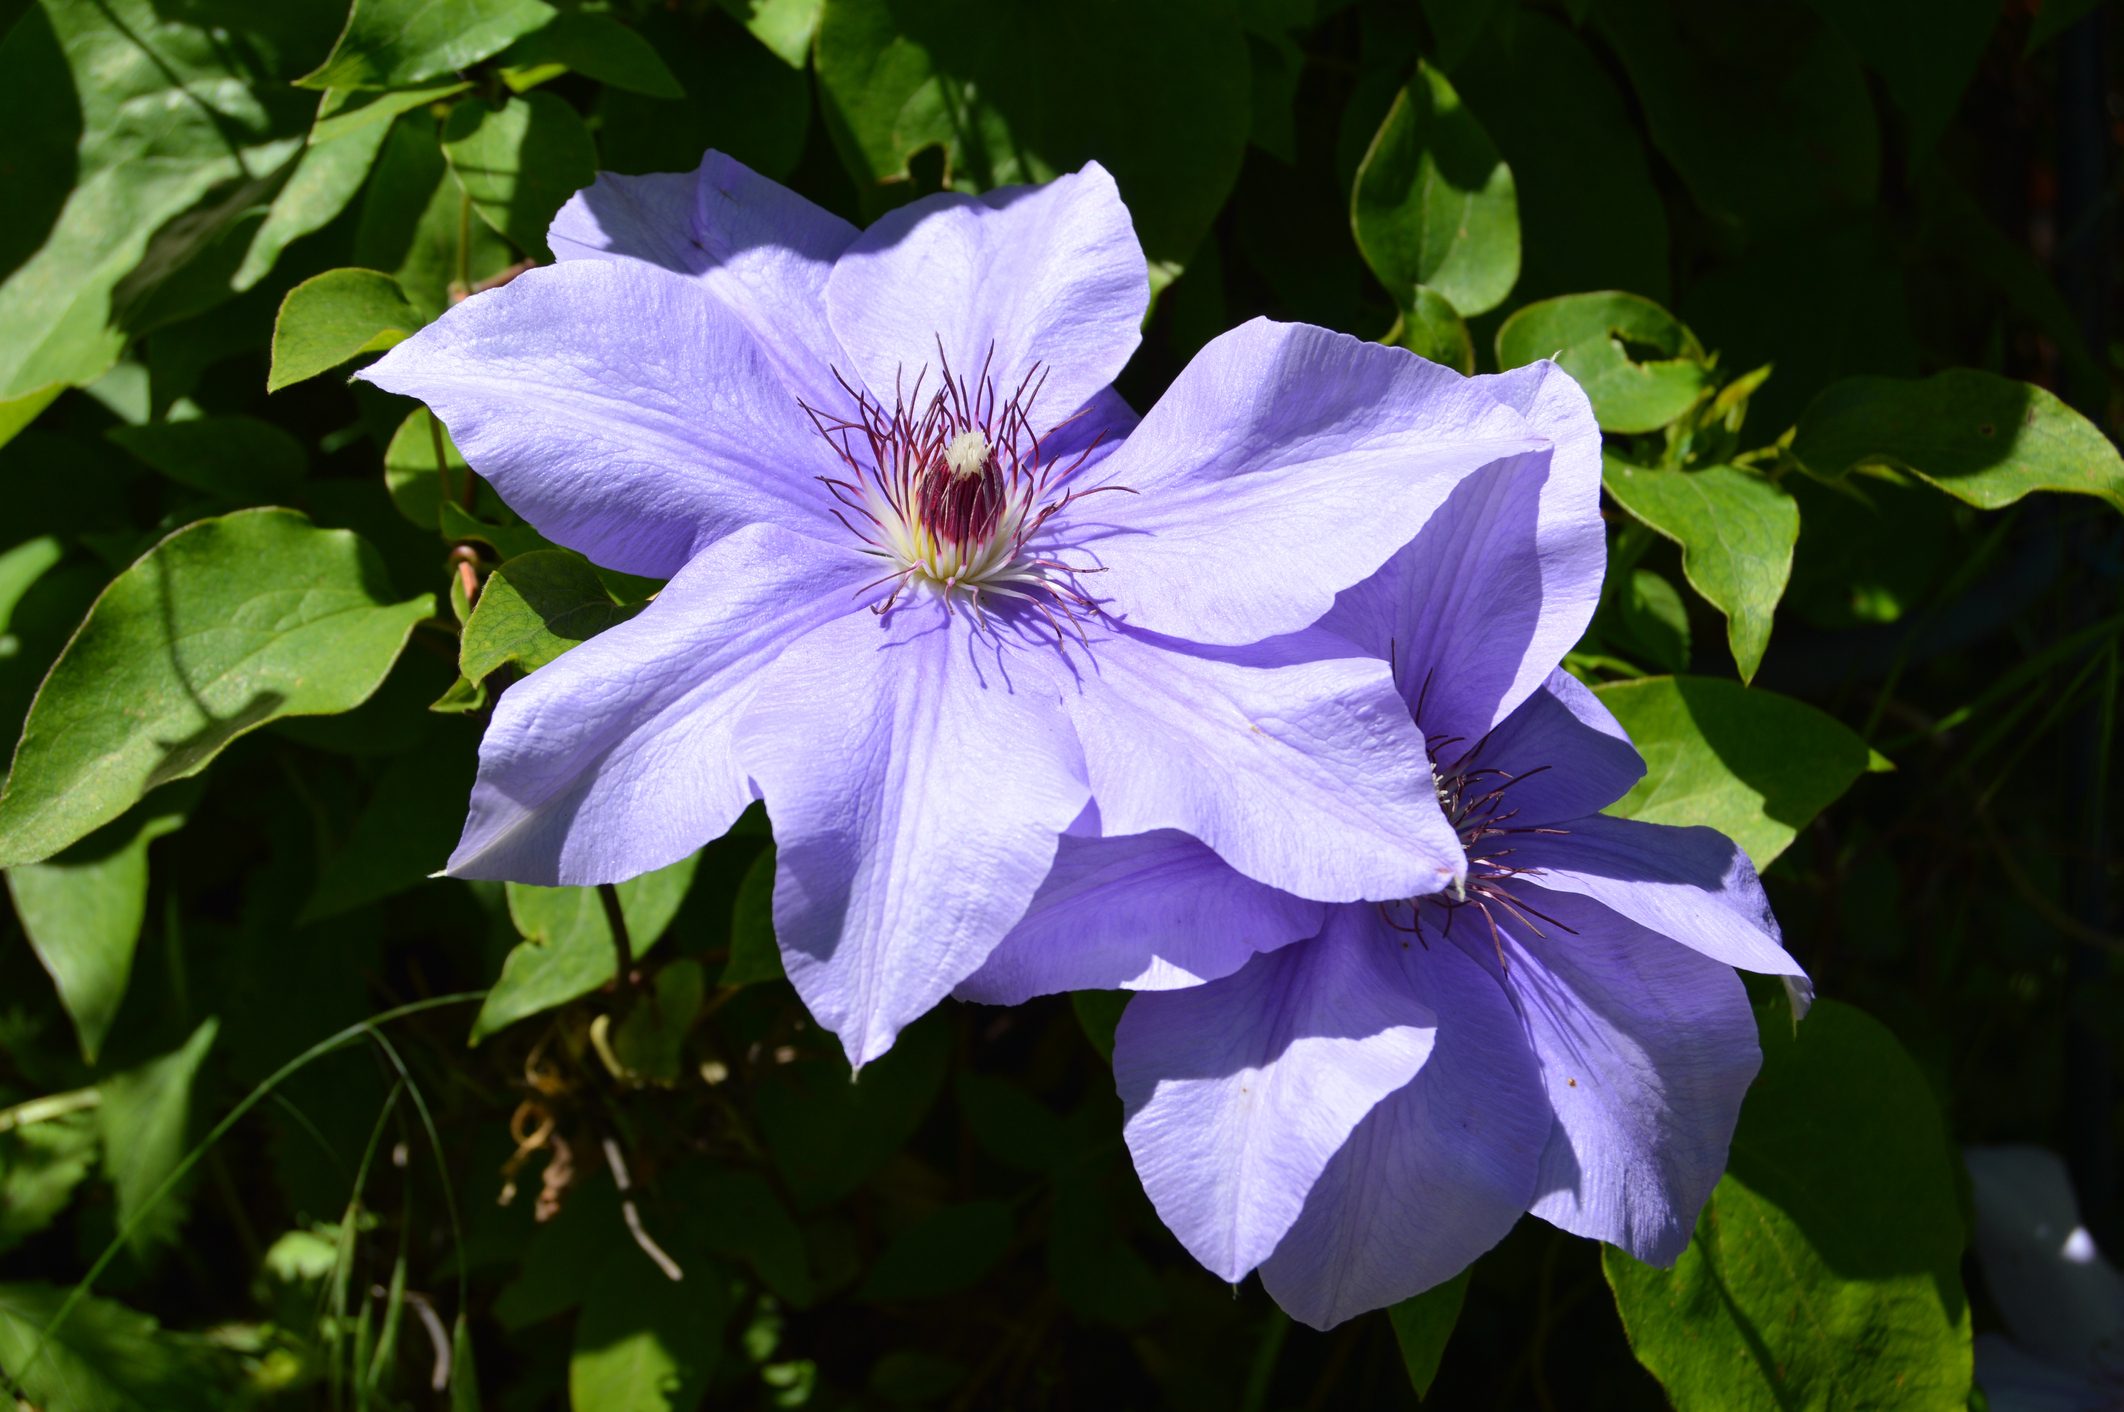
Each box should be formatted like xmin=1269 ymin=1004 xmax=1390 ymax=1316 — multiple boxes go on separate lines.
xmin=944 ymin=429 xmax=990 ymax=480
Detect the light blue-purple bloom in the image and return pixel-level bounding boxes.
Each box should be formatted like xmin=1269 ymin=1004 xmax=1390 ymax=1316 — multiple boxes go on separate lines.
xmin=362 ymin=151 xmax=1567 ymax=1065
xmin=961 ymin=366 xmax=1812 ymax=1327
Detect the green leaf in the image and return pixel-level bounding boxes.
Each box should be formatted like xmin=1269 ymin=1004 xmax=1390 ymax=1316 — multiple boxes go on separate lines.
xmin=1387 ymin=1269 xmax=1469 ymax=1399
xmin=229 ymin=93 xmax=400 ymax=294
xmin=438 ymin=501 xmax=554 ymax=562
xmin=1592 ymin=675 xmax=1870 ymax=869
xmin=106 ymin=417 xmax=307 ymax=504
xmin=1612 ymin=568 xmax=1691 ymax=675
xmin=0 ymin=0 xmax=308 ymax=404
xmin=1594 ymin=0 xmax=1877 ymax=230
xmin=300 ymin=733 xmax=477 ymax=922
xmin=1047 ymin=1182 xmax=1167 ymax=1330
xmin=1383 ymin=285 xmax=1475 ymax=374
xmin=1494 ymin=292 xmax=1710 ymax=434
xmin=721 ymin=847 xmax=787 ymax=987
xmin=1455 ymin=15 xmax=1670 ymax=301
xmin=267 ymin=268 xmax=423 ymax=392
xmin=1602 ymin=461 xmax=1800 ymax=682
xmin=300 ymin=0 xmax=559 ymax=90
xmin=1071 ymin=990 xmax=1128 ymax=1063
xmin=1351 ymin=62 xmax=1519 ymax=319
xmin=472 ymin=855 xmax=702 ymax=1042
xmin=0 ymin=509 xmax=432 ymax=868
xmin=814 ymin=0 xmax=1252 ymax=266
xmin=452 ymin=1314 xmax=482 ymax=1412
xmin=460 ymin=550 xmax=642 ymax=688
xmin=354 ymin=113 xmax=519 ymax=317
xmin=1803 ymin=0 xmax=1995 ymax=154
xmin=0 ymin=1106 xmax=97 ymax=1255
xmin=310 ymin=81 xmax=474 ymax=146
xmin=1606 ymin=1001 xmax=1971 ymax=1411
xmin=2026 ymin=0 xmax=2106 ymax=53
xmin=383 ymin=408 xmax=488 ymax=528
xmin=442 ymin=92 xmax=599 ymax=261
xmin=753 ymin=1013 xmax=951 ymax=1209
xmin=718 ymin=0 xmax=823 ymax=66
xmin=858 ymin=1200 xmax=1015 ymax=1302
xmin=0 ymin=1282 xmax=230 ymax=1412
xmin=0 ymin=537 xmax=65 ymax=639
xmin=499 ymin=12 xmax=683 ymax=97
xmin=7 ymin=792 xmax=189 ymax=1063
xmin=1792 ymin=369 xmax=2124 ymax=515
xmin=666 ymin=1164 xmax=814 ymax=1306
xmin=597 ymin=7 xmax=811 ymax=182
xmin=568 ymin=1247 xmax=727 ymax=1412
xmin=97 ymin=1018 xmax=218 ymax=1253
xmin=609 ymin=959 xmax=706 ymax=1086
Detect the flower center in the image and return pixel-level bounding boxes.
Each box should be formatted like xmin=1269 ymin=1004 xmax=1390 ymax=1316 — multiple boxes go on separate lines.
xmin=1379 ymin=675 xmax=1576 ymax=967
xmin=801 ymin=346 xmax=1125 ymax=640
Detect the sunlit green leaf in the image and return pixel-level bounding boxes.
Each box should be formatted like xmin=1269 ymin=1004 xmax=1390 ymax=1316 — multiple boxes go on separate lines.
xmin=1383 ymin=285 xmax=1474 ymax=374
xmin=0 ymin=1106 xmax=97 ymax=1255
xmin=442 ymin=92 xmax=599 ymax=259
xmin=300 ymin=0 xmax=559 ymax=91
xmin=98 ymin=1018 xmax=218 ymax=1253
xmin=459 ymin=550 xmax=641 ymax=689
xmin=1387 ymin=1270 xmax=1469 ymax=1399
xmin=7 ymin=791 xmax=190 ymax=1063
xmin=1602 ymin=461 xmax=1800 ymax=682
xmin=499 ymin=12 xmax=683 ymax=97
xmin=1607 ymin=1001 xmax=1971 ymax=1411
xmin=472 ymin=855 xmax=701 ymax=1042
xmin=0 ymin=510 xmax=431 ymax=868
xmin=1793 ymin=369 xmax=2124 ymax=514
xmin=0 ymin=1282 xmax=230 ymax=1411
xmin=1592 ymin=675 xmax=1870 ymax=868
xmin=267 ymin=268 xmax=423 ymax=392
xmin=1494 ymin=292 xmax=1709 ymax=434
xmin=568 ymin=1246 xmax=727 ymax=1412
xmin=1352 ymin=62 xmax=1519 ymax=319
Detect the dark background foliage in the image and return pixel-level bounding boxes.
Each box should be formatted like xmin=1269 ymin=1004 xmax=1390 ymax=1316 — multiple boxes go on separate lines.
xmin=0 ymin=0 xmax=2118 ymax=1408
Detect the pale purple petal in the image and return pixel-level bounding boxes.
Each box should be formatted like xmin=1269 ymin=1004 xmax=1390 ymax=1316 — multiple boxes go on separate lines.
xmin=1114 ymin=910 xmax=1440 ymax=1285
xmin=823 ymin=164 xmax=1146 ymax=431
xmin=955 ymin=826 xmax=1326 ymax=1004
xmin=1502 ymin=889 xmax=1758 ymax=1265
xmin=1065 ymin=321 xmax=1548 ymax=646
xmin=1316 ymin=359 xmax=1604 ymax=744
xmin=739 ymin=606 xmax=1091 ymax=1066
xmin=1060 ymin=626 xmax=1464 ymax=902
xmin=1507 ymin=816 xmax=1806 ymax=985
xmin=361 ymin=260 xmax=841 ymax=577
xmin=548 ymin=150 xmax=857 ymax=401
xmin=1256 ymin=928 xmax=1550 ymax=1329
xmin=1473 ymin=671 xmax=1645 ymax=826
xmin=448 ymin=525 xmax=871 ymax=883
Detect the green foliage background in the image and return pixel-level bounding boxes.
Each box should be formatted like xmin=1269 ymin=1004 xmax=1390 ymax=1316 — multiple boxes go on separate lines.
xmin=0 ymin=0 xmax=2119 ymax=1407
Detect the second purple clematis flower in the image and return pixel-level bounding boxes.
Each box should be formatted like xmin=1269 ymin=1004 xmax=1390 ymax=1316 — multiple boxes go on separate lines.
xmin=362 ymin=151 xmax=1557 ymax=1065
xmin=960 ymin=361 xmax=1814 ymax=1327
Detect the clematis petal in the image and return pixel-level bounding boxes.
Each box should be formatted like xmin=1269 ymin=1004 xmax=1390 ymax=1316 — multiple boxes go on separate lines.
xmin=1114 ymin=909 xmax=1440 ymax=1285
xmin=955 ymin=827 xmax=1326 ymax=1004
xmin=1317 ymin=358 xmax=1604 ymax=744
xmin=361 ymin=260 xmax=841 ymax=578
xmin=739 ymin=605 xmax=1091 ymax=1067
xmin=1255 ymin=929 xmax=1550 ymax=1329
xmin=1502 ymin=888 xmax=1759 ymax=1265
xmin=1507 ymin=816 xmax=1807 ymax=990
xmin=447 ymin=524 xmax=873 ymax=884
xmin=1068 ymin=320 xmax=1548 ymax=647
xmin=1473 ymin=670 xmax=1646 ymax=826
xmin=823 ymin=164 xmax=1147 ymax=431
xmin=548 ymin=149 xmax=857 ymax=400
xmin=1060 ymin=626 xmax=1464 ymax=902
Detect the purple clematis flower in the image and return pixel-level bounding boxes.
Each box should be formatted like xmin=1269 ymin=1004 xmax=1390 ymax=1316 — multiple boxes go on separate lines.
xmin=960 ymin=361 xmax=1812 ymax=1327
xmin=361 ymin=151 xmax=1563 ymax=1065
